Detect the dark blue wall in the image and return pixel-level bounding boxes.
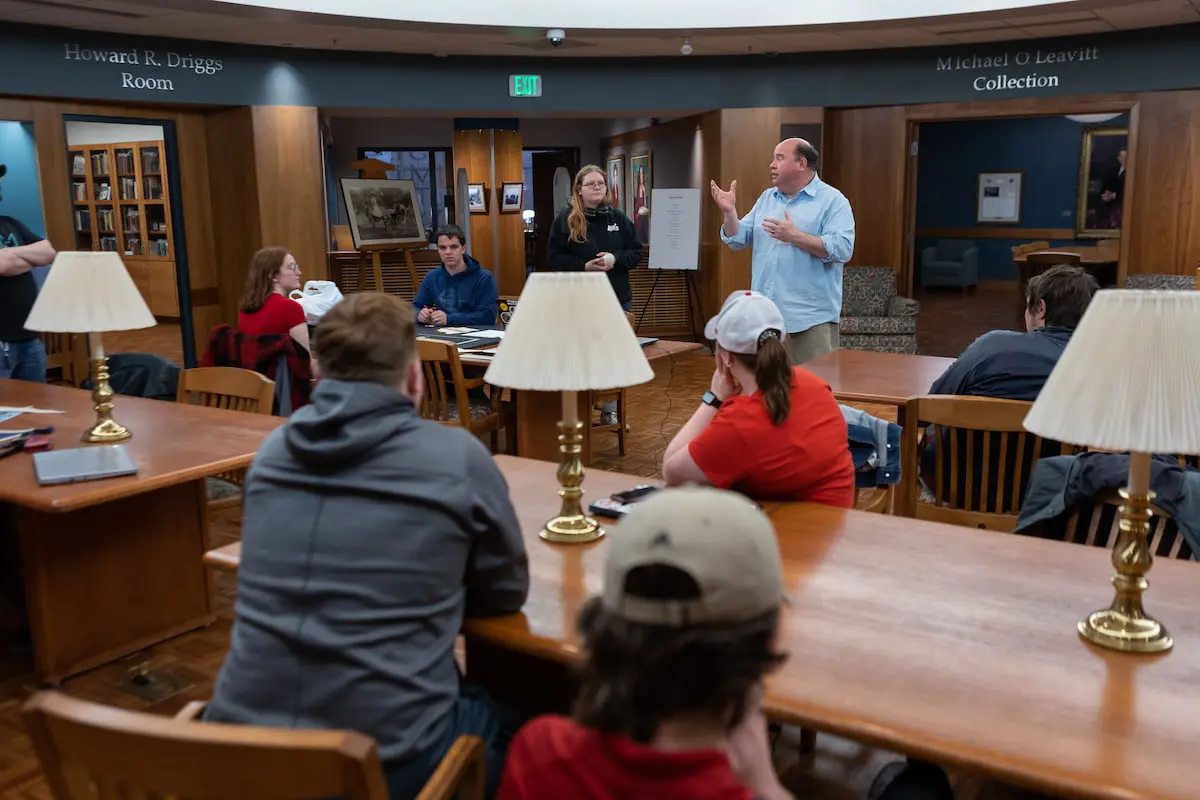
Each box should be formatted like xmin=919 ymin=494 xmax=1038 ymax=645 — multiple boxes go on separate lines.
xmin=915 ymin=114 xmax=1128 ymax=281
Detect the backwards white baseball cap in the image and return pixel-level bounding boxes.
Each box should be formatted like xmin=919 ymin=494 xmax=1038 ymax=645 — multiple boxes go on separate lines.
xmin=602 ymin=486 xmax=786 ymax=627
xmin=703 ymin=290 xmax=786 ymax=355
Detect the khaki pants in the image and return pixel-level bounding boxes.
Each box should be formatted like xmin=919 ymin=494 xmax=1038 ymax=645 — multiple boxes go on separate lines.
xmin=785 ymin=322 xmax=840 ymax=365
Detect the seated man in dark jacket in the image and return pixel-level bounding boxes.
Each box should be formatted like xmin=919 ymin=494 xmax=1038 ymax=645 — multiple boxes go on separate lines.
xmin=923 ymin=265 xmax=1099 ymax=508
xmin=929 ymin=264 xmax=1099 ymax=400
xmin=413 ymin=224 xmax=500 ymax=327
xmin=206 ymin=291 xmax=529 ymax=798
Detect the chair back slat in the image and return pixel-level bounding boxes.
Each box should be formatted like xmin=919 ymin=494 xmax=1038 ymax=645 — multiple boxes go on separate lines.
xmin=22 ymin=691 xmax=390 ymax=800
xmin=176 ymin=367 xmax=275 ymax=416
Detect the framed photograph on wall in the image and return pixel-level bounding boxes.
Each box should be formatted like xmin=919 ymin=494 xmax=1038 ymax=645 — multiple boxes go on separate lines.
xmin=975 ymin=171 xmax=1023 ymax=224
xmin=1076 ymin=127 xmax=1127 ymax=238
xmin=339 ymin=177 xmax=426 ymax=248
xmin=500 ymin=181 xmax=524 ymax=213
xmin=630 ymin=151 xmax=652 ymax=243
xmin=605 ymin=155 xmax=624 ymax=213
xmin=466 ymin=182 xmax=488 ymax=214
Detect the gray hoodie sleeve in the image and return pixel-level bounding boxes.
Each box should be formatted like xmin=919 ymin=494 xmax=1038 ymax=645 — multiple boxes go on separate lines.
xmin=463 ymin=444 xmax=530 ymax=618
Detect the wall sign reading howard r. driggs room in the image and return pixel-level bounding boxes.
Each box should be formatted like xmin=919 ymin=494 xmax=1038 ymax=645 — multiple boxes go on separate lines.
xmin=63 ymin=42 xmax=224 ymax=92
xmin=938 ymin=45 xmax=1101 ymax=93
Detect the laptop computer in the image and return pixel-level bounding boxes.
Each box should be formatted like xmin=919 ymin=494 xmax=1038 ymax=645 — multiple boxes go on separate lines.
xmin=33 ymin=445 xmax=139 ymax=486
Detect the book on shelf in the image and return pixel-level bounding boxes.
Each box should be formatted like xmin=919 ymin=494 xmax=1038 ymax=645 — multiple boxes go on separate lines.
xmin=90 ymin=152 xmax=109 ymax=176
xmin=72 ymin=182 xmax=87 ymax=201
xmin=115 ymin=149 xmax=135 ymax=174
xmin=74 ymin=209 xmax=90 ymax=232
xmin=71 ymin=153 xmax=86 ymax=175
xmin=118 ymin=176 xmax=137 ymax=200
xmin=143 ymin=175 xmax=163 ymax=200
xmin=122 ymin=207 xmax=140 ymax=231
xmin=141 ymin=148 xmax=161 ymax=174
xmin=125 ymin=238 xmax=143 ymax=256
xmin=150 ymin=238 xmax=169 ymax=257
xmin=99 ymin=236 xmax=118 ymax=252
xmin=93 ymin=183 xmax=112 ymax=201
xmin=95 ymin=207 xmax=115 ymax=233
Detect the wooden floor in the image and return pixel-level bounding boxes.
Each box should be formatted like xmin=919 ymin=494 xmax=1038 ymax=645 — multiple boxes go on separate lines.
xmin=1 ymin=285 xmax=1039 ymax=799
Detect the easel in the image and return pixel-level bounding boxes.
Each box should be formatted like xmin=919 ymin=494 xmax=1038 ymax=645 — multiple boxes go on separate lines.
xmin=635 ymin=268 xmax=705 ymax=343
xmin=354 ymin=242 xmax=425 ymax=296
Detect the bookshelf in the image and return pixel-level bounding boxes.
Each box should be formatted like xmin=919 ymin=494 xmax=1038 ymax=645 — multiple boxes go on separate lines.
xmin=68 ymin=140 xmax=178 ymax=318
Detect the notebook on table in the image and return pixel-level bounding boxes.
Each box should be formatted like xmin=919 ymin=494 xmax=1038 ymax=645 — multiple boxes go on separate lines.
xmin=33 ymin=445 xmax=139 ymax=486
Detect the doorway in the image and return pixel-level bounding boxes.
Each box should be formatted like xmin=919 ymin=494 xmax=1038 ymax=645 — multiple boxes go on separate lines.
xmin=525 ymin=147 xmax=580 ymax=272
xmin=63 ymin=116 xmax=195 ymax=366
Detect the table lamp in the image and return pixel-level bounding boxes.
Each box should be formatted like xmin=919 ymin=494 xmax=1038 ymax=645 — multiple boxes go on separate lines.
xmin=484 ymin=273 xmax=654 ymax=543
xmin=24 ymin=251 xmax=156 ymax=443
xmin=1024 ymin=289 xmax=1200 ymax=654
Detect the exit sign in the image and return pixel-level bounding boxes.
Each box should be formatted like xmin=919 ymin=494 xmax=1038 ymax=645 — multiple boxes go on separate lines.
xmin=509 ymin=74 xmax=542 ymax=97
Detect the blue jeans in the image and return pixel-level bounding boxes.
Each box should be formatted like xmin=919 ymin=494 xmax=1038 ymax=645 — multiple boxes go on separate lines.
xmin=0 ymin=338 xmax=46 ymax=383
xmin=384 ymin=684 xmax=525 ymax=800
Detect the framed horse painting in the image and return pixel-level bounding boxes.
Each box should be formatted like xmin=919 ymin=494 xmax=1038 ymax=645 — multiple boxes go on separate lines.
xmin=340 ymin=177 xmax=427 ymax=248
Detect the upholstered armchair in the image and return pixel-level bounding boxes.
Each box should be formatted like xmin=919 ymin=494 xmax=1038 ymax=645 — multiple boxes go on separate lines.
xmin=921 ymin=239 xmax=979 ymax=290
xmin=1124 ymin=274 xmax=1196 ymax=291
xmin=840 ymin=266 xmax=920 ymax=354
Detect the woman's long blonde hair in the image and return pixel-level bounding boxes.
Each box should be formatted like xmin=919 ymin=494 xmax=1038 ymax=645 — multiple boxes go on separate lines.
xmin=567 ymin=165 xmax=613 ymax=244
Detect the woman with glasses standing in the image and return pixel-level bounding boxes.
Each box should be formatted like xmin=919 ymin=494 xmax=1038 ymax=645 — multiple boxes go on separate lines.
xmin=238 ymin=246 xmax=310 ymax=355
xmin=547 ymin=165 xmax=642 ymax=314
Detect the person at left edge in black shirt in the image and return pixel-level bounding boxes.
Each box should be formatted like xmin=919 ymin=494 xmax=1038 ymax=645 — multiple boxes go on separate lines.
xmin=546 ymin=164 xmax=643 ymax=427
xmin=0 ymin=163 xmax=57 ymax=383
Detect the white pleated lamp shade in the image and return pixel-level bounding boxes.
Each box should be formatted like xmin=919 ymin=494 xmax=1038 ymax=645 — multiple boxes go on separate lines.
xmin=25 ymin=251 xmax=155 ymax=333
xmin=1024 ymin=289 xmax=1200 ymax=455
xmin=485 ymin=272 xmax=654 ymax=391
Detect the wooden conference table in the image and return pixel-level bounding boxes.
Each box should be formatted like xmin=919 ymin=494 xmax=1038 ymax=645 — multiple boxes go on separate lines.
xmin=207 ymin=455 xmax=1200 ymax=800
xmin=0 ymin=380 xmax=282 ymax=683
xmin=458 ymin=338 xmax=703 ymax=465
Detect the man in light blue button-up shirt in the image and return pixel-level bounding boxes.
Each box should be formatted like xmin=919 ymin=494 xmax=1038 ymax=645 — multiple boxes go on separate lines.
xmin=712 ymin=138 xmax=854 ymax=364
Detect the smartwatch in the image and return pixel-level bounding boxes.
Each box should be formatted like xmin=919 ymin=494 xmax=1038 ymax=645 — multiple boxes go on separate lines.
xmin=701 ymin=391 xmax=723 ymax=409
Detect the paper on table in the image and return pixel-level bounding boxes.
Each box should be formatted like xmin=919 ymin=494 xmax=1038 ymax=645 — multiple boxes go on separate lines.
xmin=471 ymin=330 xmax=505 ymax=339
xmin=437 ymin=327 xmax=478 ymax=335
xmin=0 ymin=406 xmax=64 ymax=424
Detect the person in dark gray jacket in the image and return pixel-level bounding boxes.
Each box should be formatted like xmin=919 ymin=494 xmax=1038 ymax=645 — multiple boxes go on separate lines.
xmin=205 ymin=291 xmax=529 ymax=798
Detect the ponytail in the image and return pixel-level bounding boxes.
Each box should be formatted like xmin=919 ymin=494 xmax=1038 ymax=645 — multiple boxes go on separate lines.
xmin=754 ymin=338 xmax=793 ymax=426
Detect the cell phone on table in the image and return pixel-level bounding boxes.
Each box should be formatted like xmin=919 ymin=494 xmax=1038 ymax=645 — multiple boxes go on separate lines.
xmin=611 ymin=484 xmax=660 ymax=504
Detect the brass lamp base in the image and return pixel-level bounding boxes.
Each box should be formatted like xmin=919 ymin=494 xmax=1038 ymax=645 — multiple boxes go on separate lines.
xmin=539 ymin=415 xmax=605 ymax=544
xmin=83 ymin=355 xmax=131 ymax=444
xmin=1078 ymin=486 xmax=1173 ymax=655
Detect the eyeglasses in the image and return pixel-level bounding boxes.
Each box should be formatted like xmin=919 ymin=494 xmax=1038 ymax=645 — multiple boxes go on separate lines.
xmin=284 ymin=263 xmax=301 ymax=272
xmin=581 ymin=181 xmax=606 ymax=189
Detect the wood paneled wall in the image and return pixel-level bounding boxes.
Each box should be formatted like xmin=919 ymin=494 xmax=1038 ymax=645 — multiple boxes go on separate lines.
xmin=0 ymin=97 xmax=221 ymax=356
xmin=1124 ymin=91 xmax=1200 ymax=276
xmin=452 ymin=128 xmax=525 ymax=296
xmin=205 ymin=105 xmax=326 ymax=326
xmin=823 ymin=106 xmax=908 ymax=278
xmin=698 ymin=107 xmax=783 ymax=321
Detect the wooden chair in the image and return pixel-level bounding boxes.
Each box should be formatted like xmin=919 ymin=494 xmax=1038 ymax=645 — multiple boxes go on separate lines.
xmin=418 ymin=339 xmax=512 ymax=453
xmin=40 ymin=332 xmax=83 ymax=386
xmin=901 ymin=395 xmax=1077 ymax=532
xmin=177 ymin=366 xmax=276 ymax=508
xmin=22 ymin=690 xmax=484 ymax=800
xmin=1057 ymin=490 xmax=1194 ymax=561
xmin=854 ymin=486 xmax=891 ymax=515
xmin=589 ymin=310 xmax=638 ymax=454
xmin=1195 ymin=265 xmax=1199 ymax=289
xmin=1010 ymin=240 xmax=1050 ymax=258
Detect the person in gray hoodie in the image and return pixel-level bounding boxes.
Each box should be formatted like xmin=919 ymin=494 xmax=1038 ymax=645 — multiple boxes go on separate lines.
xmin=205 ymin=291 xmax=529 ymax=798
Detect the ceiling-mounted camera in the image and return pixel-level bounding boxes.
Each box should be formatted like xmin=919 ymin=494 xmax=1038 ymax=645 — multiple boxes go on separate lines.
xmin=547 ymin=28 xmax=566 ymax=47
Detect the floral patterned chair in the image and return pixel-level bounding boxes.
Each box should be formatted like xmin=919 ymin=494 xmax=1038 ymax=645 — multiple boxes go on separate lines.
xmin=840 ymin=266 xmax=920 ymax=354
xmin=1123 ymin=273 xmax=1196 ymax=291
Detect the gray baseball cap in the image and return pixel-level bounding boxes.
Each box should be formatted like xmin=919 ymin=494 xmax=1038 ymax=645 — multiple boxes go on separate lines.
xmin=704 ymin=290 xmax=786 ymax=355
xmin=602 ymin=486 xmax=785 ymax=627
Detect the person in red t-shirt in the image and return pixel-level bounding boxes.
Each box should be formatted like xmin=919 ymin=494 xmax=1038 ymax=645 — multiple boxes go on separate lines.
xmin=498 ymin=487 xmax=792 ymax=800
xmin=237 ymin=246 xmax=310 ymax=356
xmin=663 ymin=290 xmax=854 ymax=506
